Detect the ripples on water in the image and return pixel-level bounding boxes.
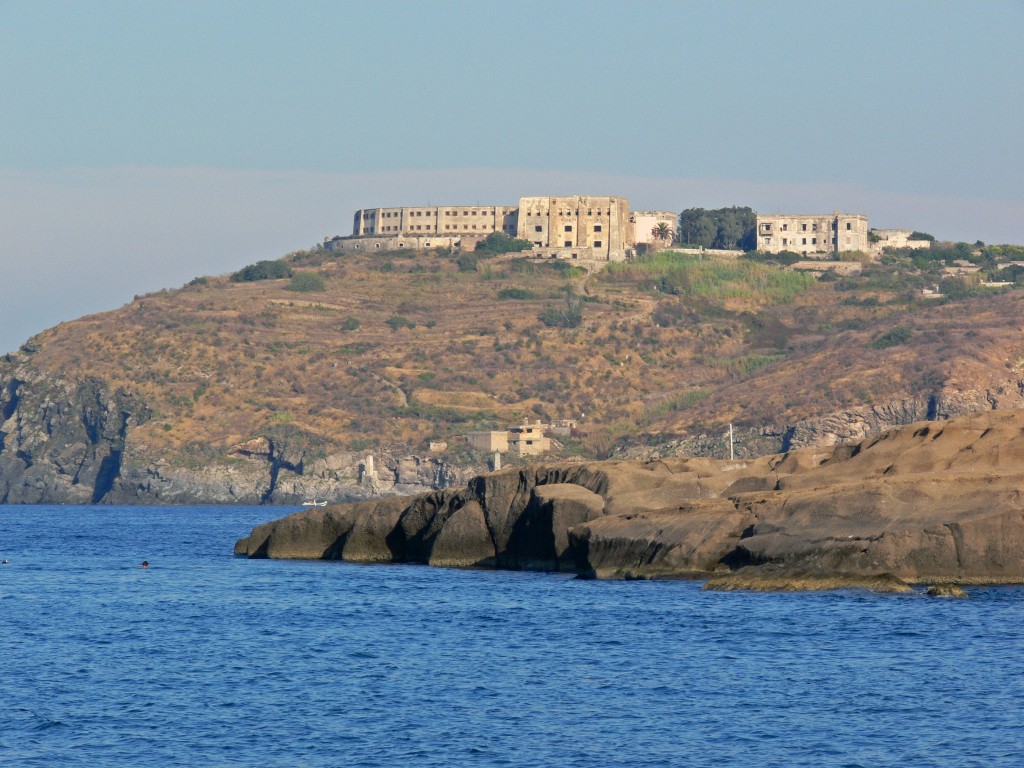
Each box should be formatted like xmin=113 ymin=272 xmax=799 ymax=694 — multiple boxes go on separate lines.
xmin=0 ymin=505 xmax=1021 ymax=767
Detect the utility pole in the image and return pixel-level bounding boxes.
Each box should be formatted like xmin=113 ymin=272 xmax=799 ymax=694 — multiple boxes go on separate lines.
xmin=729 ymin=423 xmax=734 ymax=461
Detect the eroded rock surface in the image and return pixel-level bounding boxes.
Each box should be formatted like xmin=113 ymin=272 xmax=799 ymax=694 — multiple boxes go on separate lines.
xmin=236 ymin=409 xmax=1024 ymax=588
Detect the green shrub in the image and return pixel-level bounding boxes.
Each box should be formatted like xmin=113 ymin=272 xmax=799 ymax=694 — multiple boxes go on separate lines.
xmin=456 ymin=253 xmax=481 ymax=272
xmin=386 ymin=316 xmax=416 ymax=331
xmin=475 ymin=232 xmax=534 ymax=254
xmin=497 ymin=287 xmax=537 ymax=300
xmin=230 ymin=260 xmax=293 ymax=282
xmin=286 ymin=272 xmax=326 ymax=292
xmin=539 ymin=307 xmax=582 ymax=328
xmin=871 ymin=326 xmax=912 ymax=349
xmin=340 ymin=317 xmax=360 ymax=331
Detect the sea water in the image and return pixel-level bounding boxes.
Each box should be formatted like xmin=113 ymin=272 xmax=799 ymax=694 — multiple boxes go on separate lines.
xmin=0 ymin=505 xmax=1021 ymax=768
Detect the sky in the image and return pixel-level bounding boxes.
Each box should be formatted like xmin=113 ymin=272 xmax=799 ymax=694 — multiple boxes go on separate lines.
xmin=1 ymin=0 xmax=1022 ymax=354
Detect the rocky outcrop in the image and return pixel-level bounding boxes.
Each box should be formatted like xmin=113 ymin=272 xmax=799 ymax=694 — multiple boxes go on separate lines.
xmin=0 ymin=353 xmax=474 ymax=504
xmin=0 ymin=368 xmax=148 ymax=504
xmin=236 ymin=409 xmax=1024 ymax=589
xmin=618 ymin=383 xmax=1024 ymax=461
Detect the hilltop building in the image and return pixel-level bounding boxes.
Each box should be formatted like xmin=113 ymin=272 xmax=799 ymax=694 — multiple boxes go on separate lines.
xmin=756 ymin=213 xmax=869 ymax=256
xmin=348 ymin=195 xmax=633 ymax=262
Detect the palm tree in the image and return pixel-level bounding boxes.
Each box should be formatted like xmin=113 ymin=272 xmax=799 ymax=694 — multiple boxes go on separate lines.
xmin=651 ymin=221 xmax=674 ymax=244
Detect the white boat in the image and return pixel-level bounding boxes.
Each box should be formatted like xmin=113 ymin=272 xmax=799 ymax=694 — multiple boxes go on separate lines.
xmin=302 ymin=499 xmax=328 ymax=507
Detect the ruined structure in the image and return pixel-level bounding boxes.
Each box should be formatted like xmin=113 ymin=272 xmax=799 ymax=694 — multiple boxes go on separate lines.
xmin=348 ymin=196 xmax=633 ymax=262
xmin=869 ymin=229 xmax=933 ymax=254
xmin=756 ymin=213 xmax=869 ymax=256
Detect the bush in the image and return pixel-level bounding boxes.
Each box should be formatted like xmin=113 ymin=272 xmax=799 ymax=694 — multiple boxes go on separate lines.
xmin=871 ymin=326 xmax=912 ymax=349
xmin=475 ymin=232 xmax=534 ymax=254
xmin=230 ymin=260 xmax=293 ymax=282
xmin=539 ymin=308 xmax=581 ymax=328
xmin=286 ymin=272 xmax=326 ymax=292
xmin=386 ymin=316 xmax=415 ymax=331
xmin=340 ymin=317 xmax=360 ymax=331
xmin=456 ymin=253 xmax=481 ymax=272
xmin=497 ymin=287 xmax=537 ymax=300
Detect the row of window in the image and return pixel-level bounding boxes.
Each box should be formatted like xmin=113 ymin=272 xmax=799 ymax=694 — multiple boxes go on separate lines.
xmin=532 ymin=224 xmax=603 ymax=233
xmin=375 ymin=209 xmax=504 ymax=218
xmin=525 ymin=209 xmax=612 ymax=217
xmin=761 ymin=221 xmax=857 ymax=232
xmin=372 ymin=224 xmax=519 ymax=233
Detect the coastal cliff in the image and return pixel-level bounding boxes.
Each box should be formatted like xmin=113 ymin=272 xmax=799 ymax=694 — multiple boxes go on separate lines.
xmin=236 ymin=408 xmax=1024 ymax=588
xmin=0 ymin=360 xmax=473 ymax=504
xmin=3 ymin=247 xmax=1024 ymax=505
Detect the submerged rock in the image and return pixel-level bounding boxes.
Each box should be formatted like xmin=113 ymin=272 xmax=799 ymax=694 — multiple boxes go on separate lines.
xmin=926 ymin=583 xmax=969 ymax=598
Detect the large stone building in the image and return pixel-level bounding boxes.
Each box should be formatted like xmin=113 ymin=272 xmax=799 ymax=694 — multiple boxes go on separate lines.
xmin=350 ymin=196 xmax=633 ymax=262
xmin=353 ymin=205 xmax=519 ymax=238
xmin=756 ymin=213 xmax=869 ymax=256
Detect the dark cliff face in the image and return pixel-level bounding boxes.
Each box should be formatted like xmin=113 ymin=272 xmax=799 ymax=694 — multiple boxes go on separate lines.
xmin=0 ymin=366 xmax=147 ymax=504
xmin=0 ymin=358 xmax=472 ymax=505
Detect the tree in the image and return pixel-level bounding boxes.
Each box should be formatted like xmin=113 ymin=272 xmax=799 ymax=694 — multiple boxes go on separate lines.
xmin=651 ymin=221 xmax=674 ymax=243
xmin=677 ymin=206 xmax=756 ymax=250
xmin=475 ymin=232 xmax=533 ymax=254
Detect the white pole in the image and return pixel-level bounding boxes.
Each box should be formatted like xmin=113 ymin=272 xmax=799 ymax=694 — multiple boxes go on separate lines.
xmin=729 ymin=423 xmax=734 ymax=460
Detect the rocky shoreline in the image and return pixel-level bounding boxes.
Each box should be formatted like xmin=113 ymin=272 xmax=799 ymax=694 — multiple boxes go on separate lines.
xmin=236 ymin=409 xmax=1024 ymax=592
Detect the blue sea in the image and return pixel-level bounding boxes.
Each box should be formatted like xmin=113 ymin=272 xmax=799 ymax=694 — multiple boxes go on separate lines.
xmin=1 ymin=505 xmax=1022 ymax=767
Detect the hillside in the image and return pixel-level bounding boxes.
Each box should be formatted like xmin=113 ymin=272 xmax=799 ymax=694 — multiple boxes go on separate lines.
xmin=2 ymin=244 xmax=1023 ymax=504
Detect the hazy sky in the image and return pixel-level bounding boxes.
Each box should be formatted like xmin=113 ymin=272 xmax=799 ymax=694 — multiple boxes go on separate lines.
xmin=2 ymin=0 xmax=1022 ymax=353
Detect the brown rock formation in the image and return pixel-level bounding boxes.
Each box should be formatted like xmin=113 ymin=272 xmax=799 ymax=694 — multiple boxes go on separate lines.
xmin=235 ymin=409 xmax=1024 ymax=589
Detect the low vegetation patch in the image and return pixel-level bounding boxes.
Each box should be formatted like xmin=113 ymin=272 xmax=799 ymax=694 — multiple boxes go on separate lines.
xmin=286 ymin=272 xmax=326 ymax=292
xmin=497 ymin=287 xmax=537 ymax=300
xmin=871 ymin=326 xmax=912 ymax=349
xmin=230 ymin=260 xmax=293 ymax=282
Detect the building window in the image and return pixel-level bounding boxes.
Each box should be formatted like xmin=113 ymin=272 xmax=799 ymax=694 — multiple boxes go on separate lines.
xmin=846 ymin=222 xmax=852 ymax=230
xmin=535 ymin=225 xmax=542 ymax=232
xmin=564 ymin=240 xmax=572 ymax=247
xmin=802 ymin=224 xmax=807 ymax=231
xmin=564 ymin=225 xmax=572 ymax=232
xmin=802 ymin=238 xmax=807 ymax=245
xmin=594 ymin=224 xmax=602 ymax=232
xmin=782 ymin=238 xmax=788 ymax=245
xmin=782 ymin=224 xmax=788 ymax=231
xmin=594 ymin=240 xmax=602 ymax=248
xmin=811 ymin=237 xmax=816 ymax=244
xmin=812 ymin=223 xmax=818 ymax=231
xmin=762 ymin=223 xmax=771 ymax=231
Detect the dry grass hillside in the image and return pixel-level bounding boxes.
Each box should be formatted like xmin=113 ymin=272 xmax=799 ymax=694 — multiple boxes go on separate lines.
xmin=8 ymin=245 xmax=1024 ymax=466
